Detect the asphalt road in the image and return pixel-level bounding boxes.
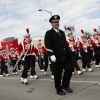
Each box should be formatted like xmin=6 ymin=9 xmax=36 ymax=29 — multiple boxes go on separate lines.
xmin=0 ymin=62 xmax=100 ymax=100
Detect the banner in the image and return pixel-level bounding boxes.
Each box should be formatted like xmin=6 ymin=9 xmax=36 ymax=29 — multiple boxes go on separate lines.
xmin=64 ymin=25 xmax=75 ymax=32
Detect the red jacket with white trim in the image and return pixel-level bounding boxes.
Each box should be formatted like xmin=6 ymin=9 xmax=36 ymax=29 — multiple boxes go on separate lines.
xmin=18 ymin=41 xmax=38 ymax=56
xmin=66 ymin=39 xmax=76 ymax=51
xmin=37 ymin=46 xmax=48 ymax=55
xmin=8 ymin=53 xmax=18 ymax=60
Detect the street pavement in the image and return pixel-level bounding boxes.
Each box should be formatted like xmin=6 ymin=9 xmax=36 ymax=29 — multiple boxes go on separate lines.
xmin=0 ymin=62 xmax=100 ymax=100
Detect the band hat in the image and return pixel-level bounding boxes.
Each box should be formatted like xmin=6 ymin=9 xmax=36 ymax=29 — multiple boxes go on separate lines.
xmin=80 ymin=30 xmax=86 ymax=38
xmin=76 ymin=38 xmax=80 ymax=42
xmin=24 ymin=28 xmax=30 ymax=37
xmin=0 ymin=46 xmax=3 ymax=52
xmin=93 ymin=28 xmax=99 ymax=37
xmin=0 ymin=46 xmax=6 ymax=52
xmin=49 ymin=15 xmax=60 ymax=23
xmin=10 ymin=44 xmax=14 ymax=50
xmin=15 ymin=48 xmax=18 ymax=51
xmin=37 ymin=39 xmax=42 ymax=45
xmin=67 ymin=27 xmax=73 ymax=36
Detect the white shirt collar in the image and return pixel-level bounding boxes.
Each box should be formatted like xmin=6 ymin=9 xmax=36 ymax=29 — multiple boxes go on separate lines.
xmin=53 ymin=28 xmax=59 ymax=33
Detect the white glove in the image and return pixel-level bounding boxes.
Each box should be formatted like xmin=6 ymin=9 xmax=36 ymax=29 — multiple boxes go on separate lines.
xmin=90 ymin=45 xmax=92 ymax=47
xmin=50 ymin=55 xmax=56 ymax=62
xmin=95 ymin=41 xmax=98 ymax=44
xmin=77 ymin=45 xmax=79 ymax=47
xmin=41 ymin=55 xmax=44 ymax=59
xmin=84 ymin=45 xmax=87 ymax=48
xmin=36 ymin=56 xmax=38 ymax=60
xmin=69 ymin=45 xmax=73 ymax=47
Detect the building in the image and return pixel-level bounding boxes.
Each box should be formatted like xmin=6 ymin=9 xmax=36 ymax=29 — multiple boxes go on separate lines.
xmin=1 ymin=37 xmax=18 ymax=52
xmin=32 ymin=39 xmax=44 ymax=46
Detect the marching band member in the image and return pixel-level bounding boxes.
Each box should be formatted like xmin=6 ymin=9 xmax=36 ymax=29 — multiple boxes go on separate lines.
xmin=15 ymin=48 xmax=22 ymax=72
xmin=37 ymin=40 xmax=54 ymax=77
xmin=79 ymin=30 xmax=93 ymax=72
xmin=30 ymin=38 xmax=38 ymax=79
xmin=43 ymin=46 xmax=55 ymax=78
xmin=42 ymin=45 xmax=48 ymax=75
xmin=66 ymin=27 xmax=82 ymax=75
xmin=87 ymin=36 xmax=95 ymax=65
xmin=0 ymin=46 xmax=2 ymax=70
xmin=2 ymin=49 xmax=9 ymax=76
xmin=76 ymin=38 xmax=82 ymax=62
xmin=8 ymin=44 xmax=18 ymax=75
xmin=93 ymin=29 xmax=100 ymax=68
xmin=0 ymin=48 xmax=9 ymax=77
xmin=18 ymin=28 xmax=38 ymax=85
xmin=37 ymin=39 xmax=45 ymax=72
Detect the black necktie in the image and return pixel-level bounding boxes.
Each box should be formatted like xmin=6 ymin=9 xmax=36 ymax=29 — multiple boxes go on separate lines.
xmin=57 ymin=30 xmax=61 ymax=36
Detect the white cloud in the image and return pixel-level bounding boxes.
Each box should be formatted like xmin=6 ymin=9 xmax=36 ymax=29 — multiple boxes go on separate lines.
xmin=0 ymin=0 xmax=100 ymax=43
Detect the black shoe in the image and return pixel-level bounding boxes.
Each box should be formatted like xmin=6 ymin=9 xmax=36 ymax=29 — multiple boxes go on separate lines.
xmin=24 ymin=82 xmax=29 ymax=85
xmin=57 ymin=90 xmax=66 ymax=95
xmin=63 ymin=87 xmax=73 ymax=93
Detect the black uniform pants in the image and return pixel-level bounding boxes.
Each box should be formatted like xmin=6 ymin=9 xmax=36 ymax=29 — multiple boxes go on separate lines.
xmin=52 ymin=59 xmax=73 ymax=91
xmin=80 ymin=51 xmax=91 ymax=68
xmin=38 ymin=55 xmax=44 ymax=70
xmin=11 ymin=60 xmax=17 ymax=72
xmin=0 ymin=61 xmax=8 ymax=75
xmin=21 ymin=55 xmax=36 ymax=78
xmin=76 ymin=50 xmax=81 ymax=61
xmin=18 ymin=60 xmax=21 ymax=70
xmin=30 ymin=55 xmax=36 ymax=75
xmin=44 ymin=54 xmax=48 ymax=72
xmin=11 ymin=60 xmax=16 ymax=68
xmin=49 ymin=64 xmax=54 ymax=75
xmin=88 ymin=49 xmax=94 ymax=63
xmin=71 ymin=52 xmax=80 ymax=71
xmin=95 ymin=54 xmax=100 ymax=65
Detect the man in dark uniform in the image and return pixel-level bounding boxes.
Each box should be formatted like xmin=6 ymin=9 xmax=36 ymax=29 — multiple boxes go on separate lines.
xmin=44 ymin=15 xmax=74 ymax=95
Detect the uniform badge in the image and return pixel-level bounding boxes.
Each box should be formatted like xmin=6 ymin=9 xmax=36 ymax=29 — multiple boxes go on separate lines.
xmin=54 ymin=15 xmax=57 ymax=19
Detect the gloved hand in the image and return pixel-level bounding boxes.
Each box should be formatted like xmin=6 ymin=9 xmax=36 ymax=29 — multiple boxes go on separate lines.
xmin=95 ymin=40 xmax=98 ymax=44
xmin=69 ymin=45 xmax=73 ymax=47
xmin=84 ymin=45 xmax=87 ymax=48
xmin=90 ymin=45 xmax=92 ymax=47
xmin=36 ymin=56 xmax=38 ymax=60
xmin=35 ymin=56 xmax=38 ymax=62
xmin=50 ymin=55 xmax=56 ymax=62
xmin=41 ymin=55 xmax=44 ymax=59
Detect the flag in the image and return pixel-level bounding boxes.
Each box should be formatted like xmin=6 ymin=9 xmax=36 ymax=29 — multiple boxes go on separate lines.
xmin=98 ymin=26 xmax=100 ymax=30
xmin=64 ymin=25 xmax=75 ymax=32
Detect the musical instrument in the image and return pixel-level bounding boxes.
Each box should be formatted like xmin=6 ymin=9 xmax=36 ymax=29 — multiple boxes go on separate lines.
xmin=13 ymin=44 xmax=30 ymax=71
xmin=70 ymin=42 xmax=75 ymax=52
xmin=22 ymin=44 xmax=30 ymax=61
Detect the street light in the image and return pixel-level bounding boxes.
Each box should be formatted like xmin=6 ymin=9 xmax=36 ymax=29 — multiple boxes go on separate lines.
xmin=38 ymin=9 xmax=52 ymax=17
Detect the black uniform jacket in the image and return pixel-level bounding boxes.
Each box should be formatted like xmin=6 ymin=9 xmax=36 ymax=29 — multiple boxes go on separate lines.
xmin=44 ymin=28 xmax=72 ymax=62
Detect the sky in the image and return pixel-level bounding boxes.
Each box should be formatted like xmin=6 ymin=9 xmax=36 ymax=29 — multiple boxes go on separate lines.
xmin=0 ymin=0 xmax=100 ymax=42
